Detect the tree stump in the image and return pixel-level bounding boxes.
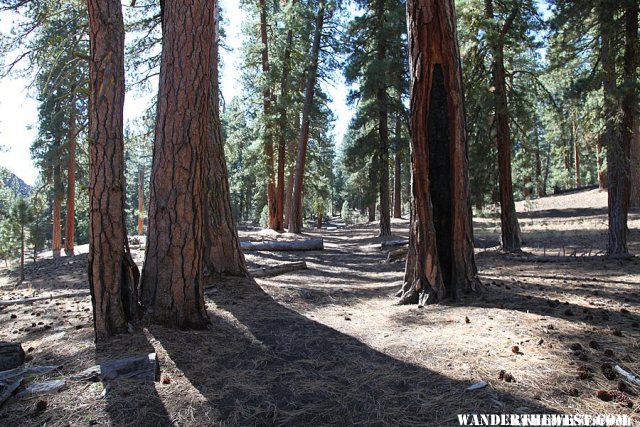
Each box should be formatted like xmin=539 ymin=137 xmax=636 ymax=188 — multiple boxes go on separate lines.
xmin=0 ymin=342 xmax=25 ymax=372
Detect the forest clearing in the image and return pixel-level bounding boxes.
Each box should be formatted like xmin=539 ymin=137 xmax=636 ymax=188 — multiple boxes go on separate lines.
xmin=0 ymin=188 xmax=639 ymax=426
xmin=0 ymin=0 xmax=639 ymax=425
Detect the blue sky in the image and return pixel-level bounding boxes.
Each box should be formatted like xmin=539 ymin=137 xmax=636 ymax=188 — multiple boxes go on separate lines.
xmin=0 ymin=1 xmax=352 ymax=186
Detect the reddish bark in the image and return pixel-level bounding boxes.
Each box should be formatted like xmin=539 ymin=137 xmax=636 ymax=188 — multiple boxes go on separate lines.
xmin=608 ymin=1 xmax=637 ymax=255
xmin=141 ymin=0 xmax=215 ymax=328
xmin=64 ymin=98 xmax=76 ymax=255
xmin=376 ymin=0 xmax=391 ymax=237
xmin=393 ymin=112 xmax=402 ymax=219
xmin=288 ymin=2 xmax=325 ymax=233
xmin=87 ymin=0 xmax=140 ymax=341
xmin=486 ymin=0 xmax=521 ymax=252
xmin=137 ymin=165 xmax=144 ymax=235
xmin=259 ymin=0 xmax=278 ymax=231
xmin=398 ymin=0 xmax=480 ymax=305
xmin=52 ymin=164 xmax=62 ymax=258
xmin=204 ymin=15 xmax=248 ymax=278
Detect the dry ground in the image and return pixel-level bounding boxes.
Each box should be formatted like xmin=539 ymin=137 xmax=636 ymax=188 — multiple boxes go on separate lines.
xmin=1 ymin=188 xmax=639 ymax=426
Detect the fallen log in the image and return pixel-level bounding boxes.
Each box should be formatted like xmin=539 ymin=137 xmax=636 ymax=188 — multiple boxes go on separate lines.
xmin=0 ymin=291 xmax=91 ymax=307
xmin=503 ymin=254 xmax=634 ymax=263
xmin=250 ymin=261 xmax=308 ymax=279
xmin=0 ymin=365 xmax=62 ymax=383
xmin=16 ymin=379 xmax=65 ymax=398
xmin=0 ymin=342 xmax=25 ymax=371
xmin=71 ymin=353 xmax=159 ymax=383
xmin=240 ymin=238 xmax=324 ymax=252
xmin=380 ymin=240 xmax=408 ymax=250
xmin=387 ymin=248 xmax=408 ymax=263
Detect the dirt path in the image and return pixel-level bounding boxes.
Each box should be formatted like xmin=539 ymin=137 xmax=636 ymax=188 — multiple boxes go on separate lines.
xmin=1 ymin=189 xmax=639 ymax=425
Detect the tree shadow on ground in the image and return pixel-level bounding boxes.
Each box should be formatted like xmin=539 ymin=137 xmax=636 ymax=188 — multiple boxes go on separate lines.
xmin=151 ymin=278 xmax=555 ymax=426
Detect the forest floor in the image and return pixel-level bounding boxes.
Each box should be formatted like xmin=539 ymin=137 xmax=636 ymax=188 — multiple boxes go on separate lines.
xmin=1 ymin=188 xmax=640 ymax=426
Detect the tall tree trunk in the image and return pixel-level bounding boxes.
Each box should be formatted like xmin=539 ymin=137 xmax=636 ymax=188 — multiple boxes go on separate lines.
xmin=141 ymin=0 xmax=215 ymax=328
xmin=137 ymin=165 xmax=144 ymax=235
xmin=398 ymin=0 xmax=480 ymax=305
xmin=393 ymin=144 xmax=402 ymax=219
xmin=19 ymin=225 xmax=24 ymax=283
xmin=486 ymin=0 xmax=521 ymax=252
xmin=376 ymin=0 xmax=391 ymax=237
xmin=535 ymin=132 xmax=543 ymax=197
xmin=64 ymin=99 xmax=77 ymax=255
xmin=608 ymin=1 xmax=637 ymax=254
xmin=204 ymin=11 xmax=248 ymax=278
xmin=259 ymin=0 xmax=278 ymax=231
xmin=52 ymin=164 xmax=62 ymax=258
xmin=288 ymin=2 xmax=325 ymax=234
xmin=87 ymin=0 xmax=140 ymax=341
xmin=275 ymin=0 xmax=296 ymax=232
xmin=603 ymin=1 xmax=630 ymax=256
xmin=631 ymin=119 xmax=640 ymax=207
xmin=572 ymin=111 xmax=580 ymax=188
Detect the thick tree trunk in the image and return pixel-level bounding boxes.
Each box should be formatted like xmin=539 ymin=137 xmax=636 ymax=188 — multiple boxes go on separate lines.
xmin=368 ymin=200 xmax=376 ymax=222
xmin=64 ymin=100 xmax=76 ymax=255
xmin=604 ymin=2 xmax=632 ymax=255
xmin=52 ymin=165 xmax=62 ymax=258
xmin=398 ymin=0 xmax=480 ymax=305
xmin=486 ymin=1 xmax=521 ymax=252
xmin=288 ymin=2 xmax=325 ymax=234
xmin=204 ymin=18 xmax=248 ymax=278
xmin=259 ymin=0 xmax=278 ymax=231
xmin=141 ymin=0 xmax=215 ymax=329
xmin=87 ymin=0 xmax=140 ymax=341
xmin=137 ymin=165 xmax=144 ymax=235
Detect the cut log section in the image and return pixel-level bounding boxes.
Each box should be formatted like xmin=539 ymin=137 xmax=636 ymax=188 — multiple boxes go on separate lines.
xmin=71 ymin=353 xmax=159 ymax=383
xmin=250 ymin=261 xmax=308 ymax=278
xmin=240 ymin=238 xmax=324 ymax=252
xmin=387 ymin=248 xmax=408 ymax=263
xmin=0 ymin=342 xmax=25 ymax=371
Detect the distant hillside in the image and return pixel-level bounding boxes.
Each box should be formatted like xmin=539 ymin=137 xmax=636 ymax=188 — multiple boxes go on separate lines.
xmin=0 ymin=166 xmax=31 ymax=198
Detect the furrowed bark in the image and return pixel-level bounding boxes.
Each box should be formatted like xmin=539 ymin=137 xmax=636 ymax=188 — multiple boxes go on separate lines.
xmin=141 ymin=0 xmax=215 ymax=329
xmin=87 ymin=0 xmax=140 ymax=341
xmin=399 ymin=0 xmax=480 ymax=305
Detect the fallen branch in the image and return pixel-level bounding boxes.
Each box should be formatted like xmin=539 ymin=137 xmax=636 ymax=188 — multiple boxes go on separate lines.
xmin=614 ymin=365 xmax=640 ymax=386
xmin=0 ymin=378 xmax=22 ymax=407
xmin=503 ymin=254 xmax=633 ymax=263
xmin=240 ymin=239 xmax=324 ymax=252
xmin=0 ymin=365 xmax=62 ymax=382
xmin=250 ymin=261 xmax=308 ymax=279
xmin=0 ymin=291 xmax=91 ymax=307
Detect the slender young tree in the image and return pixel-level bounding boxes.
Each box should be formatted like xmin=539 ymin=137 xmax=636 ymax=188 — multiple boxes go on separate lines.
xmin=9 ymin=198 xmax=34 ymax=284
xmin=397 ymin=0 xmax=481 ymax=305
xmin=87 ymin=0 xmax=140 ymax=341
xmin=64 ymin=93 xmax=77 ymax=255
xmin=141 ymin=0 xmax=216 ymax=328
xmin=484 ymin=0 xmax=522 ymax=252
xmin=288 ymin=1 xmax=325 ymax=233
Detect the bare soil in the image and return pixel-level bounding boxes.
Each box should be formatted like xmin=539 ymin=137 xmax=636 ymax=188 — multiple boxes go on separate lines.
xmin=1 ymin=188 xmax=639 ymax=426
